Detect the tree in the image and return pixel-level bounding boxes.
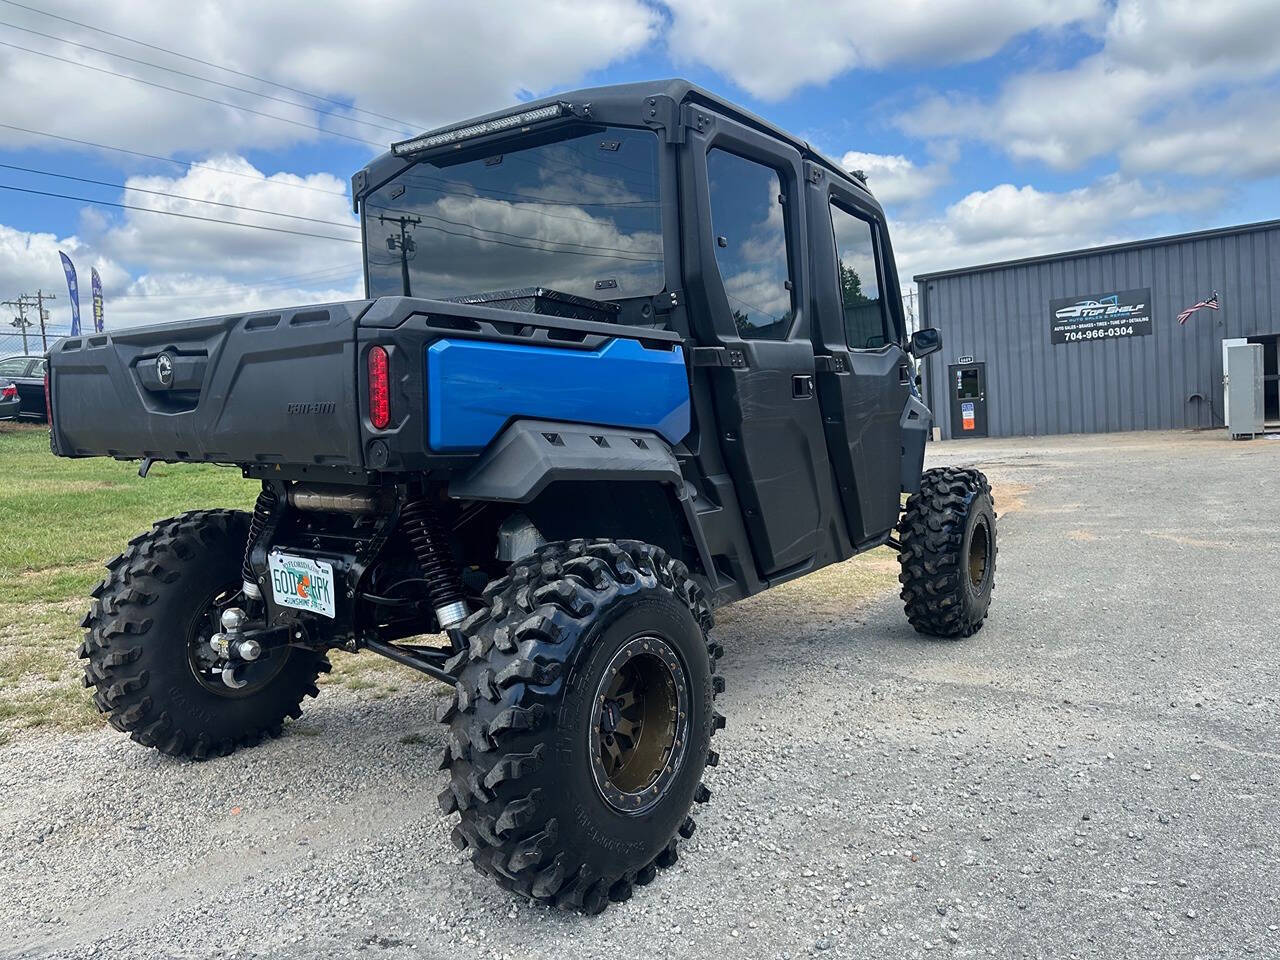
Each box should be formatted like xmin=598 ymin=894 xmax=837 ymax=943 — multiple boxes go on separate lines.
xmin=839 ymin=261 xmax=871 ymax=307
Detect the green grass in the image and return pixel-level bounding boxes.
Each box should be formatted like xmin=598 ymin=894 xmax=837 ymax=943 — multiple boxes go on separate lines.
xmin=0 ymin=422 xmax=255 ymax=596
xmin=0 ymin=422 xmax=263 ymax=739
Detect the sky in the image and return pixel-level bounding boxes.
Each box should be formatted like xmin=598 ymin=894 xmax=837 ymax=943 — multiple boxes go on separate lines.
xmin=0 ymin=0 xmax=1278 ymax=335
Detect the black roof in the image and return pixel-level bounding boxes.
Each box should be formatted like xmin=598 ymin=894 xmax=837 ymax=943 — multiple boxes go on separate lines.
xmin=359 ymin=78 xmax=867 ymax=197
xmin=914 ymin=216 xmax=1280 ymax=283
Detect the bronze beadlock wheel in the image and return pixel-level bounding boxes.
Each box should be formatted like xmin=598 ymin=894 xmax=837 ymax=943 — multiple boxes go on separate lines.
xmin=897 ymin=466 xmax=997 ymax=638
xmin=77 ymin=509 xmax=327 ymax=759
xmin=967 ymin=516 xmax=993 ymax=591
xmin=589 ymin=635 xmax=690 ymax=814
xmin=437 ymin=538 xmax=725 ymax=913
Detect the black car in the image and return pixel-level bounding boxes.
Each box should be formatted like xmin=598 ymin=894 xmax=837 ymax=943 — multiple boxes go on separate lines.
xmin=0 ymin=355 xmax=47 ymax=421
xmin=0 ymin=379 xmax=19 ymax=420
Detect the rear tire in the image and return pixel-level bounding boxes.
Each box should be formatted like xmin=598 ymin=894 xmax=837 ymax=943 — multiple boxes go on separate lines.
xmin=78 ymin=509 xmax=328 ymax=759
xmin=897 ymin=467 xmax=996 ymax=638
xmin=436 ymin=539 xmax=724 ymax=914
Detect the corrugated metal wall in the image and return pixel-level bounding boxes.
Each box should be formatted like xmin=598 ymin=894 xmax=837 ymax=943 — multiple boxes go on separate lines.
xmin=918 ymin=221 xmax=1280 ymax=439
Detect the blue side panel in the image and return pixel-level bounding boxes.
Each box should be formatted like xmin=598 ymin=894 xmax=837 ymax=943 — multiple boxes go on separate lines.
xmin=426 ymin=338 xmax=691 ymax=452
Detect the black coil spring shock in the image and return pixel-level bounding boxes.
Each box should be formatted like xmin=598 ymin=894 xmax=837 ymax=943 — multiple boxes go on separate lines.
xmin=400 ymin=499 xmax=468 ymax=629
xmin=241 ymin=485 xmax=279 ymax=597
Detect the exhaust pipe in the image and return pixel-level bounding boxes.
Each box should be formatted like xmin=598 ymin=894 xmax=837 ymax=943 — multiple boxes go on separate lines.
xmin=287 ymin=484 xmax=385 ymax=514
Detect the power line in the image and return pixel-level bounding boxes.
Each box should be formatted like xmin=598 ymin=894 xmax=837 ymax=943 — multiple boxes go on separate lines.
xmin=369 ymin=200 xmax=660 ymax=258
xmin=0 ymin=18 xmax=411 ymax=137
xmin=5 ymin=157 xmax=657 ymax=258
xmin=0 ymin=181 xmax=660 ymax=263
xmin=0 ymin=182 xmax=361 ymax=243
xmin=0 ymin=0 xmax=423 ymax=130
xmin=113 ymin=265 xmax=361 ymax=302
xmin=0 ymin=38 xmax=385 ymax=147
xmin=0 ymin=122 xmax=350 ymax=198
xmin=0 ymin=161 xmax=360 ymax=230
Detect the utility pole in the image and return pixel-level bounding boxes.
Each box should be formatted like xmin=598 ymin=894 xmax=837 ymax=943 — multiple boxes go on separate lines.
xmin=901 ymin=289 xmax=918 ymax=336
xmin=377 ymin=214 xmax=421 ymax=297
xmin=34 ymin=290 xmax=55 ymax=351
xmin=3 ymin=291 xmax=57 ymax=352
xmin=2 ymin=296 xmax=31 ymax=353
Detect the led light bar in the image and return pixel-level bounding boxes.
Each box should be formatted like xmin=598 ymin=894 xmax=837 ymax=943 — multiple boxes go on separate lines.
xmin=391 ymin=102 xmax=567 ymax=157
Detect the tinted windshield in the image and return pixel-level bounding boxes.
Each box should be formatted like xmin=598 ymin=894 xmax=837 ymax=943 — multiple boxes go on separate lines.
xmin=364 ymin=126 xmax=663 ymax=301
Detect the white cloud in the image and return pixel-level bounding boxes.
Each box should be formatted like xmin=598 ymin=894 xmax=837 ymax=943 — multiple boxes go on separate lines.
xmin=888 ymin=175 xmax=1223 ymax=284
xmin=1121 ymin=90 xmax=1280 ymax=179
xmin=839 ymin=151 xmax=949 ymax=207
xmin=0 ymin=0 xmax=661 ymax=157
xmin=103 ymin=157 xmax=359 ymax=277
xmin=662 ymin=0 xmax=1103 ymax=100
xmin=0 ymin=155 xmax=371 ymax=342
xmin=900 ymin=0 xmax=1280 ymax=173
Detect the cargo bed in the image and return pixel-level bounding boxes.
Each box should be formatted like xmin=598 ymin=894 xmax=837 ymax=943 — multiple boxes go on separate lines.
xmin=48 ymin=296 xmax=686 ymax=475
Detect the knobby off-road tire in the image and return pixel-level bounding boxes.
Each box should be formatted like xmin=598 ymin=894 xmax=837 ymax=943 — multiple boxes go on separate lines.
xmin=78 ymin=509 xmax=328 ymax=759
xmin=897 ymin=467 xmax=997 ymax=638
xmin=437 ymin=539 xmax=724 ymax=914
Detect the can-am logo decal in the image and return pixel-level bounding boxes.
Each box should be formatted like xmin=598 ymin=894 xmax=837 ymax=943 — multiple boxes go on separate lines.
xmin=1049 ymin=288 xmax=1152 ymax=344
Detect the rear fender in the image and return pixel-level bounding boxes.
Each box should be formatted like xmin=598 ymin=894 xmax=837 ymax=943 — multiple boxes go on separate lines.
xmin=449 ymin=418 xmax=714 ymax=583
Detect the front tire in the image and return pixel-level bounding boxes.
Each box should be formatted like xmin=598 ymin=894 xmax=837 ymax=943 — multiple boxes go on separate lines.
xmin=78 ymin=510 xmax=328 ymax=759
xmin=437 ymin=540 xmax=724 ymax=913
xmin=897 ymin=467 xmax=997 ymax=638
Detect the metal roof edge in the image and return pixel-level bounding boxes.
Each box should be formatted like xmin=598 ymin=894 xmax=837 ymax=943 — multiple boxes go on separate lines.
xmin=913 ymin=216 xmax=1280 ymax=283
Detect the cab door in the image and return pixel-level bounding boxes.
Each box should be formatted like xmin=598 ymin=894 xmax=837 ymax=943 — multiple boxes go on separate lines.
xmin=678 ymin=112 xmax=837 ymax=579
xmin=806 ymin=167 xmax=912 ymax=545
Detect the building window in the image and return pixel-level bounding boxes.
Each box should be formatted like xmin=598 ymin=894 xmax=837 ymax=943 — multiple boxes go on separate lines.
xmin=707 ymin=149 xmax=794 ymax=340
xmin=830 ymin=203 xmax=890 ymax=350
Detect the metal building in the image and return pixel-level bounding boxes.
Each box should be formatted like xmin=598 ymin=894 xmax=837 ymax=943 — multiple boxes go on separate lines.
xmin=915 ymin=218 xmax=1280 ymax=439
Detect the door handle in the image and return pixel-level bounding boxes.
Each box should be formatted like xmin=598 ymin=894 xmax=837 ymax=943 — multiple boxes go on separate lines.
xmin=792 ymin=374 xmax=813 ymax=399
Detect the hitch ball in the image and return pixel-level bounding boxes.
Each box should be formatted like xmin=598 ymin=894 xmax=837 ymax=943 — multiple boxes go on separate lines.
xmin=220 ymin=607 xmax=247 ymax=635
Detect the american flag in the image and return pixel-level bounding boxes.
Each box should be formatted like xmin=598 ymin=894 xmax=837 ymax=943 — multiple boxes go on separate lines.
xmin=1176 ymin=291 xmax=1219 ymax=325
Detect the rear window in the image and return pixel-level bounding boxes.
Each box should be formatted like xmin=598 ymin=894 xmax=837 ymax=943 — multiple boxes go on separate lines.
xmin=364 ymin=126 xmax=664 ymax=302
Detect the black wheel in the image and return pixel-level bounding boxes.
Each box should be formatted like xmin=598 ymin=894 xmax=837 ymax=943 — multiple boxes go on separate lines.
xmin=436 ymin=539 xmax=724 ymax=914
xmin=78 ymin=510 xmax=328 ymax=759
xmin=897 ymin=467 xmax=997 ymax=638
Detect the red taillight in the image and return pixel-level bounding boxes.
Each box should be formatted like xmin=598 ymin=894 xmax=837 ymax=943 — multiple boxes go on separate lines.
xmin=44 ymin=372 xmax=52 ymax=422
xmin=367 ymin=346 xmax=390 ymax=429
xmin=1 ymin=383 xmax=16 ymax=400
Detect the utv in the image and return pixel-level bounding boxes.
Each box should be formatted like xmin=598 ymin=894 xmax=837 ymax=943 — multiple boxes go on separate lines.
xmin=48 ymin=80 xmax=996 ymax=913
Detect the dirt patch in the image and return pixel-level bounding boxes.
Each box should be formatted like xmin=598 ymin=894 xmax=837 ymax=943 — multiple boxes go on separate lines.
xmin=719 ymin=546 xmax=900 ymax=633
xmin=1067 ymin=529 xmax=1098 ymax=541
xmin=990 ymin=480 xmax=1029 ymax=514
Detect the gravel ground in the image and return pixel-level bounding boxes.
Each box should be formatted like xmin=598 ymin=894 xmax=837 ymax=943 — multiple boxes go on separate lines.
xmin=2 ymin=429 xmax=1278 ymax=959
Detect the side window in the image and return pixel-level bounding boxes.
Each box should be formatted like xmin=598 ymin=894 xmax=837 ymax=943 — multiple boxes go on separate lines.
xmin=0 ymin=358 xmax=29 ymax=377
xmin=830 ymin=203 xmax=890 ymax=350
xmin=707 ymin=149 xmax=794 ymax=340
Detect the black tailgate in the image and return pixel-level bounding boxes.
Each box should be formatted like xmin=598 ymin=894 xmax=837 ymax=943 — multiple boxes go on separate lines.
xmin=50 ymin=301 xmax=371 ymax=466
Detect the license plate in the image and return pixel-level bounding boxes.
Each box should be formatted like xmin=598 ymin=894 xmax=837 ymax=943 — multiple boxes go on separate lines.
xmin=268 ymin=552 xmax=336 ymax=619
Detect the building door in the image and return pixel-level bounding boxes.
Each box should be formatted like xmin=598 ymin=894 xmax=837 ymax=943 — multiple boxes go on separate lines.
xmin=948 ymin=362 xmax=988 ymax=437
